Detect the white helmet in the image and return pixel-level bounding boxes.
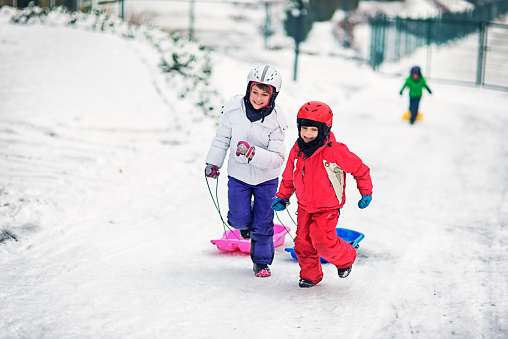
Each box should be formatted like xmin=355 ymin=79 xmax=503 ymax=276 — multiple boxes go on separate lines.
xmin=247 ymin=65 xmax=282 ymax=93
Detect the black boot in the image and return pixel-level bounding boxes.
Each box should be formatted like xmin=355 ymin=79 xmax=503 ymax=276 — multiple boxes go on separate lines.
xmin=298 ymin=280 xmax=316 ymax=288
xmin=348 ymin=240 xmax=359 ymax=249
xmin=337 ymin=265 xmax=352 ymax=278
xmin=240 ymin=229 xmax=251 ymax=239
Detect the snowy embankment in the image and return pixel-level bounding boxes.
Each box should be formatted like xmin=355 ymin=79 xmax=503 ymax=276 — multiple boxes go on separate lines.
xmin=1 ymin=5 xmax=508 ymax=338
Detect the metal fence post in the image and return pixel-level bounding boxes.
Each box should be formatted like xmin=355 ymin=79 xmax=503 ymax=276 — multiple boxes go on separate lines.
xmin=120 ymin=0 xmax=124 ymax=19
xmin=380 ymin=15 xmax=387 ymax=68
xmin=369 ymin=14 xmax=386 ymax=70
xmin=369 ymin=16 xmax=378 ymax=69
xmin=293 ymin=0 xmax=304 ymax=81
xmin=426 ymin=18 xmax=432 ymax=79
xmin=189 ymin=0 xmax=195 ymax=41
xmin=395 ymin=17 xmax=401 ymax=60
xmin=477 ymin=21 xmax=487 ymax=86
xmin=264 ymin=2 xmax=271 ymax=49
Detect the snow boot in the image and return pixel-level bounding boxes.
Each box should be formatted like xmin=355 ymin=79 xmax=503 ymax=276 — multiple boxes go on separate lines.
xmin=337 ymin=265 xmax=352 ymax=278
xmin=240 ymin=229 xmax=251 ymax=239
xmin=253 ymin=263 xmax=271 ymax=277
xmin=349 ymin=240 xmax=359 ymax=249
xmin=298 ymin=280 xmax=316 ymax=288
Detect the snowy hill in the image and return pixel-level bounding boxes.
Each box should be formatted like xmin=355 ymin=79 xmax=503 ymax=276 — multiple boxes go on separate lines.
xmin=1 ymin=4 xmax=508 ymax=338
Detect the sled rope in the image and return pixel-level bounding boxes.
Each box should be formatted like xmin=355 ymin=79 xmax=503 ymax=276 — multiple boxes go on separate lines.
xmin=205 ymin=176 xmax=296 ymax=242
xmin=275 ymin=210 xmax=296 ymax=242
xmin=286 ymin=208 xmax=298 ymax=228
xmin=205 ymin=176 xmax=240 ymax=240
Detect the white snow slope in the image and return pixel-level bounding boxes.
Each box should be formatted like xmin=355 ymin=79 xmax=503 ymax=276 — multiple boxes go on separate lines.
xmin=1 ymin=6 xmax=508 ymax=339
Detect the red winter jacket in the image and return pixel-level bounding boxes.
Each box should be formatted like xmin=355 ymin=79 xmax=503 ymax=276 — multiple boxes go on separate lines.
xmin=276 ymin=132 xmax=372 ymax=213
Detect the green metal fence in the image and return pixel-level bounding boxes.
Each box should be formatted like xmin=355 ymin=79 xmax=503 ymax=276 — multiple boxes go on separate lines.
xmin=369 ymin=1 xmax=508 ymax=90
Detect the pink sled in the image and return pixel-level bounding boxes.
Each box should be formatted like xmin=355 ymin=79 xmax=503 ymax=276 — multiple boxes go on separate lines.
xmin=211 ymin=224 xmax=290 ymax=253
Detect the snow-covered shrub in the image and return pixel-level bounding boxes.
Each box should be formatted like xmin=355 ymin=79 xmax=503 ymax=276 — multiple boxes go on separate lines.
xmin=45 ymin=6 xmax=73 ymax=26
xmin=9 ymin=2 xmax=48 ymax=24
xmin=155 ymin=34 xmax=218 ymax=115
xmin=0 ymin=5 xmax=18 ymax=24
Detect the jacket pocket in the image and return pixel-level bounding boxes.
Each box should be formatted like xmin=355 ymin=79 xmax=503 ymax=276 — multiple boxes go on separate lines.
xmin=323 ymin=160 xmax=344 ymax=204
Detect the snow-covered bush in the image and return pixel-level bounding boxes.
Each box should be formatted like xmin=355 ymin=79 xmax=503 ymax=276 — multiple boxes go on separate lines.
xmin=3 ymin=3 xmax=219 ymax=116
xmin=9 ymin=2 xmax=48 ymax=24
xmin=143 ymin=28 xmax=218 ymax=116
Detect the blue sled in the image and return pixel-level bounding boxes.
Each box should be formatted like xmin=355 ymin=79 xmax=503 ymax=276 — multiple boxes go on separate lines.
xmin=284 ymin=228 xmax=364 ymax=263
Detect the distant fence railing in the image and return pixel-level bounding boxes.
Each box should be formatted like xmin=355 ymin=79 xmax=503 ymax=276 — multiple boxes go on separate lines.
xmin=369 ymin=0 xmax=508 ymax=90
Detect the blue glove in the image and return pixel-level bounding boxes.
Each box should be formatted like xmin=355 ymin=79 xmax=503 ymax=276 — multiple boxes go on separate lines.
xmin=271 ymin=197 xmax=289 ymax=211
xmin=358 ymin=195 xmax=372 ymax=209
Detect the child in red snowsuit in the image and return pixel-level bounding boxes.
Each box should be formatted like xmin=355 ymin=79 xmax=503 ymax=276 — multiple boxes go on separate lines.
xmin=271 ymin=101 xmax=373 ymax=288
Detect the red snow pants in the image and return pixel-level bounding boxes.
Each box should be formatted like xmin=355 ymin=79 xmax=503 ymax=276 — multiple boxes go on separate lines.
xmin=294 ymin=207 xmax=357 ymax=284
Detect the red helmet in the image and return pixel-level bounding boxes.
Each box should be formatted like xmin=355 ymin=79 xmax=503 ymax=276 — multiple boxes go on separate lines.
xmin=297 ymin=101 xmax=333 ymax=127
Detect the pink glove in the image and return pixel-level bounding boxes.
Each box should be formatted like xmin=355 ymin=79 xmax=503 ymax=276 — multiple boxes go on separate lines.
xmin=236 ymin=141 xmax=255 ymax=161
xmin=205 ymin=164 xmax=219 ymax=178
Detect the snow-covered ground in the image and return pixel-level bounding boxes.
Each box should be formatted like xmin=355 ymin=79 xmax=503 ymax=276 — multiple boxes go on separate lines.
xmin=1 ymin=3 xmax=508 ymax=338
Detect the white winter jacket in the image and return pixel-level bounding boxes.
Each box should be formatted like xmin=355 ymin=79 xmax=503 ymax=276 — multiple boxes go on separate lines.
xmin=205 ymin=95 xmax=287 ymax=185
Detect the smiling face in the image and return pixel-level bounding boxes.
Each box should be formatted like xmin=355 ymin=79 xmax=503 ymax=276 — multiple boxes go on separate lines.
xmin=300 ymin=126 xmax=319 ymax=143
xmin=249 ymin=84 xmax=272 ymax=109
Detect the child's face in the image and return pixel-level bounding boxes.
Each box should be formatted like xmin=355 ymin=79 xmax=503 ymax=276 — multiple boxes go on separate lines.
xmin=249 ymin=85 xmax=271 ymax=109
xmin=300 ymin=126 xmax=319 ymax=143
xmin=411 ymin=73 xmax=420 ymax=81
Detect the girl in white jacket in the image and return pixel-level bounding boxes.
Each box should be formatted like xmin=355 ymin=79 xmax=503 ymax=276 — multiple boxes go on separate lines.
xmin=205 ymin=65 xmax=287 ymax=277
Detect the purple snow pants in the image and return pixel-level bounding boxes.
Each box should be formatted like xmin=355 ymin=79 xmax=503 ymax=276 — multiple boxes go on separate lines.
xmin=227 ymin=176 xmax=278 ymax=265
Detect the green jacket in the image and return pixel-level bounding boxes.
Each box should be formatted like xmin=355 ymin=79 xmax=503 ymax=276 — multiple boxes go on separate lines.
xmin=400 ymin=76 xmax=432 ymax=98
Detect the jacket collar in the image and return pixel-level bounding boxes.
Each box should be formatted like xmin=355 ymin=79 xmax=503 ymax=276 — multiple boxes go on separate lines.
xmin=294 ymin=132 xmax=336 ymax=159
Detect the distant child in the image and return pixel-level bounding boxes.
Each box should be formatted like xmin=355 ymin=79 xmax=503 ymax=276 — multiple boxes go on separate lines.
xmin=400 ymin=66 xmax=432 ymax=125
xmin=205 ymin=65 xmax=287 ymax=278
xmin=271 ymin=101 xmax=372 ymax=288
